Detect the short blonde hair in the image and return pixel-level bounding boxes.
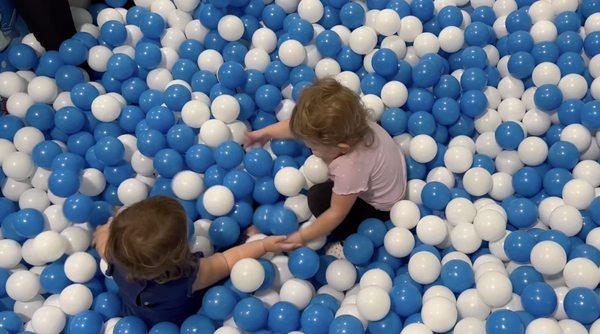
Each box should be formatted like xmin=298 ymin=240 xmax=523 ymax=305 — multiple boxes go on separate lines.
xmin=290 ymin=78 xmax=373 ymax=147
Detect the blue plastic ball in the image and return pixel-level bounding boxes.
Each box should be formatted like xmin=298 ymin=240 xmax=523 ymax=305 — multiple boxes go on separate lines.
xmin=343 ymin=234 xmax=375 ymax=266
xmin=288 ymin=247 xmax=320 ymax=279
xmin=214 ymin=141 xmax=245 ymax=170
xmin=495 ymin=121 xmax=525 ymax=150
xmin=233 ymin=297 xmax=269 ymax=332
xmin=100 ymin=20 xmax=127 ymax=47
xmin=106 ymin=317 xmax=146 ymax=334
xmin=269 ymin=206 xmax=298 ymax=235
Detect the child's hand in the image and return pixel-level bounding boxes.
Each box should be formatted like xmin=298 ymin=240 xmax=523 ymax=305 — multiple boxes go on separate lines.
xmin=278 ymin=232 xmax=304 ymax=252
xmin=260 ymin=235 xmax=287 ymax=253
xmin=244 ymin=130 xmax=269 ymax=149
xmin=93 ymin=219 xmax=112 ymax=257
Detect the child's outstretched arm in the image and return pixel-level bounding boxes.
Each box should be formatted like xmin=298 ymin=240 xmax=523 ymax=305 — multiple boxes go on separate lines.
xmin=244 ymin=119 xmax=295 ymax=148
xmin=192 ymin=236 xmax=286 ymax=291
xmin=282 ymin=193 xmax=358 ymax=250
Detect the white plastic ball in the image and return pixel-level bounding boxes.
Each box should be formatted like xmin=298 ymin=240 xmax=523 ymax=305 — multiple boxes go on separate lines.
xmin=475 ymin=271 xmax=512 ymax=308
xmin=558 ymin=319 xmax=588 ymax=334
xmin=390 ymin=200 xmax=420 ymax=229
xmin=0 ymin=71 xmax=27 ymax=97
xmin=244 ymin=48 xmax=270 ymax=72
xmin=522 ymin=109 xmax=551 ymax=136
xmin=14 ymin=294 xmax=44 ymax=322
xmin=456 ymin=289 xmax=491 ymax=320
xmin=19 ymin=188 xmax=49 ymax=212
xmin=444 ymin=146 xmax=473 ymax=173
xmin=413 ymin=33 xmax=440 ymax=57
xmin=408 ymin=251 xmax=441 ymax=284
xmin=197 ymin=49 xmax=223 ymax=74
xmin=252 ymin=28 xmax=278 ymax=53
xmin=172 ymin=171 xmax=204 ymax=201
xmin=380 ymin=81 xmax=408 ymax=108
xmin=356 ymin=286 xmax=390 ymax=321
xmin=445 ymin=198 xmax=476 ymax=226
xmin=32 ymin=231 xmax=67 ymax=263
xmin=562 ymin=179 xmax=595 ymax=210
xmin=91 ymin=94 xmax=121 ymax=122
xmin=230 ymin=258 xmax=265 ymax=293
xmin=398 ymin=16 xmax=423 ymax=42
xmin=530 ymin=241 xmax=567 ymax=275
xmin=6 ymin=270 xmax=40 ymax=302
xmin=326 ymin=259 xmax=357 ymax=292
xmin=573 ymin=160 xmax=600 ymax=187
xmin=348 ymin=26 xmax=377 ymax=55
xmin=453 ymin=317 xmax=486 ymax=334
xmin=217 ymin=15 xmax=244 ymax=42
xmin=31 ymin=306 xmax=66 ymax=334
xmin=278 ymin=40 xmax=306 ymax=67
xmin=202 ymin=185 xmax=235 ymax=216
xmin=558 ymin=74 xmax=587 ymax=100
xmin=64 ymin=252 xmax=97 ymax=283
xmin=526 ymin=318 xmax=562 ymax=334
xmin=421 ymin=296 xmax=458 ymax=333
xmin=473 ymin=209 xmax=507 ymax=242
xmin=302 ymin=155 xmax=328 ymax=184
xmin=563 ymin=258 xmax=600 ymax=289
xmin=548 ymin=205 xmax=583 ymax=236
xmin=180 ymin=100 xmax=210 ymax=128
xmin=439 ymin=26 xmax=464 ymax=53
xmin=279 ymin=278 xmax=314 ymax=309
xmin=560 ymin=124 xmax=592 ymax=153
xmin=210 ymin=95 xmax=240 ymax=124
xmin=475 ymin=132 xmax=502 ymax=159
xmin=517 ymin=136 xmax=548 ymax=166
xmin=117 ymin=178 xmax=148 ymax=206
xmin=362 ymin=94 xmax=384 ymax=121
xmin=0 ymin=138 xmax=16 ymax=165
xmin=451 ymin=223 xmax=483 ymax=254
xmin=532 ymin=62 xmax=561 ymax=86
xmin=6 ymin=92 xmax=33 ymax=118
xmin=373 ymin=9 xmax=400 ymax=36
xmin=2 ymin=151 xmax=34 ymax=181
xmin=59 ymin=284 xmax=93 ymax=315
xmin=462 ymin=167 xmax=493 ymax=196
xmin=409 ymin=135 xmax=437 ymax=163
xmin=199 ymin=119 xmax=232 ymax=148
xmin=315 ymin=58 xmax=340 ymax=79
xmin=416 ymin=216 xmax=448 ymax=246
xmin=384 ymin=227 xmax=415 ymax=258
xmin=79 ymin=168 xmax=106 ymax=197
xmin=284 ymin=195 xmax=311 ymax=222
xmin=297 ymin=0 xmax=324 ymax=23
xmin=359 ymin=269 xmax=392 ymax=292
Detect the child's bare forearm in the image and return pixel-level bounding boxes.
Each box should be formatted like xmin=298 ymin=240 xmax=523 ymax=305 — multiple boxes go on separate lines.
xmin=264 ymin=120 xmax=295 ymax=140
xmin=300 ymin=209 xmax=345 ymax=241
xmin=222 ymin=240 xmax=267 ymax=269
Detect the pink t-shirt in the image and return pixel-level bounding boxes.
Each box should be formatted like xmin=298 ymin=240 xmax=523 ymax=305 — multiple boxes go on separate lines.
xmin=328 ymin=122 xmax=407 ymax=211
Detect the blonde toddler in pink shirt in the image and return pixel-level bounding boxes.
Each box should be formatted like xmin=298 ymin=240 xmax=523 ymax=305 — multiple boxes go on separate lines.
xmin=245 ymin=78 xmax=407 ymax=250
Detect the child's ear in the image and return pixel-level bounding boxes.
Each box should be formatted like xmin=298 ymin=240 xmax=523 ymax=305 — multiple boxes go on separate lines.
xmin=337 ymin=143 xmax=350 ymax=153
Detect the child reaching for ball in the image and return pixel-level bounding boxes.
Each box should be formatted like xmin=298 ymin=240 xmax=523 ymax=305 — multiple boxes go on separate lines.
xmin=245 ymin=78 xmax=407 ymax=253
xmin=93 ymin=196 xmax=286 ymax=326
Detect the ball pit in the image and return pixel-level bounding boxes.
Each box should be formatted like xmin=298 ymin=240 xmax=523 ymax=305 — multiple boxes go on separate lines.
xmin=0 ymin=0 xmax=598 ymax=333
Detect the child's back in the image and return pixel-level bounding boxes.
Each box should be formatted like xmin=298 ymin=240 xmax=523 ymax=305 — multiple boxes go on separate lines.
xmin=328 ymin=121 xmax=407 ymax=211
xmin=100 ymin=197 xmax=202 ymax=325
xmin=94 ymin=196 xmax=287 ymax=326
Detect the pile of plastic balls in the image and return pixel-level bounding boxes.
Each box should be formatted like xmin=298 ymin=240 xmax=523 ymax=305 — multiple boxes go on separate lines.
xmin=0 ymin=0 xmax=600 ymax=333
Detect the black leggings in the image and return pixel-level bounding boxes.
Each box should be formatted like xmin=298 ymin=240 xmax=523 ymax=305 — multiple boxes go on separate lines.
xmin=307 ymin=181 xmax=390 ymax=240
xmin=12 ymin=0 xmax=76 ymax=51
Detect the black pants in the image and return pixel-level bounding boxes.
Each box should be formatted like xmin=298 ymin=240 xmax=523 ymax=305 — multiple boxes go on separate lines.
xmin=12 ymin=0 xmax=76 ymax=50
xmin=307 ymin=181 xmax=390 ymax=240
